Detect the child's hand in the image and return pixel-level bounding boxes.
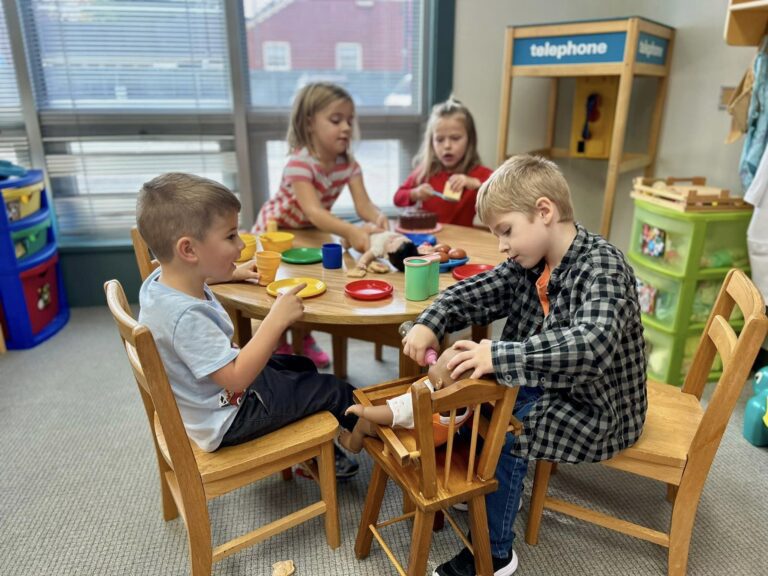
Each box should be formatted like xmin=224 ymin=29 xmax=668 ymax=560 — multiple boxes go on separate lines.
xmin=361 ymin=222 xmax=384 ymax=234
xmin=402 ymin=324 xmax=440 ymax=366
xmin=374 ymin=212 xmax=390 ymax=230
xmin=447 ymin=174 xmax=482 ymax=191
xmin=348 ymin=227 xmax=371 ymax=252
xmin=448 ymin=339 xmax=493 ymax=380
xmin=230 ymin=261 xmax=260 ymax=284
xmin=410 ymin=184 xmax=433 ymax=202
xmin=345 ymin=404 xmax=365 ymax=418
xmin=267 ymin=282 xmax=306 ymax=329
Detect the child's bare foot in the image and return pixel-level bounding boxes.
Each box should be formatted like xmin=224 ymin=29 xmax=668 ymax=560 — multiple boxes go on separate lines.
xmin=338 ymin=429 xmax=363 ymax=454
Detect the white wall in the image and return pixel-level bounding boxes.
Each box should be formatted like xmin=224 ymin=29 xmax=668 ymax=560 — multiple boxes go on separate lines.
xmin=453 ymin=0 xmax=755 ymax=250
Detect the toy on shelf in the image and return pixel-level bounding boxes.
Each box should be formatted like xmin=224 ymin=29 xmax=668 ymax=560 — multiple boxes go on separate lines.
xmin=631 ymin=176 xmax=751 ymax=213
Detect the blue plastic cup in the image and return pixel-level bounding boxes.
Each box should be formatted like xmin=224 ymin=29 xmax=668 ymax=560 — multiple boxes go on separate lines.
xmin=322 ymin=242 xmax=343 ymax=269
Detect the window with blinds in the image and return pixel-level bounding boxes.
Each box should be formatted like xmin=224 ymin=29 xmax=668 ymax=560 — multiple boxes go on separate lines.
xmin=0 ymin=4 xmax=31 ymax=168
xmin=244 ymin=0 xmax=423 ymax=110
xmin=18 ymin=0 xmax=235 ymax=242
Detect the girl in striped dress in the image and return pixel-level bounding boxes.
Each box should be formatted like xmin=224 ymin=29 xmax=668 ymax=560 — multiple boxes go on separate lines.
xmin=253 ymin=82 xmax=388 ymax=367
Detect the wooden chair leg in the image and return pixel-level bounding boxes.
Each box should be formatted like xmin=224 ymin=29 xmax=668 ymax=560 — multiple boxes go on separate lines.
xmin=291 ymin=327 xmax=305 ymax=354
xmin=525 ymin=460 xmax=554 ymax=545
xmin=318 ymin=440 xmax=341 ymax=548
xmin=667 ymin=482 xmax=706 ymax=576
xmin=375 ymin=342 xmax=383 ymax=361
xmin=407 ymin=510 xmax=436 ymax=576
xmin=186 ymin=504 xmax=213 ymax=576
xmin=468 ymin=496 xmax=493 ymax=576
xmin=355 ymin=462 xmax=388 ymax=559
xmin=332 ymin=334 xmax=347 ymax=379
xmin=666 ymin=483 xmax=678 ymax=503
xmin=156 ymin=457 xmax=179 ymax=521
xmin=403 ymin=490 xmax=415 ymax=515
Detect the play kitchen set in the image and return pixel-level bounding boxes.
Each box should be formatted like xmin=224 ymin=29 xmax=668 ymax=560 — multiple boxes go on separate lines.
xmin=235 ymin=214 xmax=494 ymax=304
xmin=0 ymin=169 xmax=70 ymax=351
xmin=628 ymin=176 xmax=752 ymax=386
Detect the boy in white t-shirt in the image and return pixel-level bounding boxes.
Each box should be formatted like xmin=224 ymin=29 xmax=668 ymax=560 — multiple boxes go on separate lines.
xmin=136 ymin=173 xmax=359 ymax=477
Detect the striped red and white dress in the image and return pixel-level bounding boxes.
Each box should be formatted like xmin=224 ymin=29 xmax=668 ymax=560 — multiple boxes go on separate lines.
xmin=253 ymin=147 xmax=362 ymax=232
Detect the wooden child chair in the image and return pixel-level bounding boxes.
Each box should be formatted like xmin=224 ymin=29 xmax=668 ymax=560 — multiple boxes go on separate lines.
xmin=353 ymin=374 xmax=519 ymax=576
xmin=104 ymin=279 xmax=341 ymax=576
xmin=525 ymin=269 xmax=768 ymax=576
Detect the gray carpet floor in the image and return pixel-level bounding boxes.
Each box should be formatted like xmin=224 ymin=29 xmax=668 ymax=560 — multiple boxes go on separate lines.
xmin=1 ymin=306 xmax=767 ymax=575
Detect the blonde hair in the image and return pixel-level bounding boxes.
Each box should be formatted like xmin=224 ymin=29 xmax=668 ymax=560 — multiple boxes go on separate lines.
xmin=136 ymin=172 xmax=240 ymax=262
xmin=413 ymin=97 xmax=481 ymax=182
xmin=287 ymin=82 xmax=356 ymax=157
xmin=476 ymin=155 xmax=574 ymax=224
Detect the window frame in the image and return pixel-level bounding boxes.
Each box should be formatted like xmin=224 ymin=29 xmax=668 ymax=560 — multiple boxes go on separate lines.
xmin=5 ymin=0 xmax=449 ymax=245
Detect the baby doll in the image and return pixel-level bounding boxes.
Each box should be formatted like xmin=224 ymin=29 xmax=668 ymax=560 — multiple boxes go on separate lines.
xmin=346 ymin=226 xmax=433 ymax=277
xmin=339 ymin=346 xmax=473 ymax=453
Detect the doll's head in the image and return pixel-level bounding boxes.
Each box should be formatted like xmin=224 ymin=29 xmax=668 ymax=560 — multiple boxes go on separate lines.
xmin=387 ymin=236 xmax=420 ymax=271
xmin=428 ymin=346 xmax=472 ymax=389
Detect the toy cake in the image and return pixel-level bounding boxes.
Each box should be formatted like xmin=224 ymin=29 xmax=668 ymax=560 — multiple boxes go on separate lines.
xmin=398 ymin=208 xmax=437 ymax=230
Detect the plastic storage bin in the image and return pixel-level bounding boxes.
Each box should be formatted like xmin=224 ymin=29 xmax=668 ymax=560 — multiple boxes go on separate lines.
xmin=633 ymin=261 xmax=682 ymax=331
xmin=642 ymin=323 xmax=680 ymax=383
xmin=2 ymin=181 xmax=44 ymax=222
xmin=0 ymin=169 xmax=69 ymax=349
xmin=629 ymin=201 xmax=752 ymax=278
xmin=12 ymin=217 xmax=52 ymax=261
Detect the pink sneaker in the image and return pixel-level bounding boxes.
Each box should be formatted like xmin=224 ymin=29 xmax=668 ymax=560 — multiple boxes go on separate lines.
xmin=274 ymin=343 xmax=294 ymax=356
xmin=303 ymin=334 xmax=331 ymax=368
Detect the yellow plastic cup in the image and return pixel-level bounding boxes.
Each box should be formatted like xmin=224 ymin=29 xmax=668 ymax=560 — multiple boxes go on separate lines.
xmin=256 ymin=250 xmax=282 ymax=286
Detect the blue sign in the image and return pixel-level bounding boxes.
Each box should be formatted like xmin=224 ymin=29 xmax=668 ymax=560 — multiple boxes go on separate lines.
xmin=513 ymin=32 xmax=626 ymax=66
xmin=636 ymin=33 xmax=668 ymax=65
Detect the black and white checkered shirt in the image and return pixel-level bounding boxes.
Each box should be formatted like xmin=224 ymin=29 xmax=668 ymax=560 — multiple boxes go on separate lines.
xmin=417 ymin=223 xmax=647 ymax=463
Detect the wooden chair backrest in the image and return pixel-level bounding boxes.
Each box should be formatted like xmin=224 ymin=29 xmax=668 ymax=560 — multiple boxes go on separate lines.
xmin=104 ymin=279 xmax=204 ymax=506
xmin=131 ymin=227 xmax=159 ymax=281
xmin=411 ymin=378 xmax=518 ymax=499
xmin=682 ymin=269 xmax=768 ymax=458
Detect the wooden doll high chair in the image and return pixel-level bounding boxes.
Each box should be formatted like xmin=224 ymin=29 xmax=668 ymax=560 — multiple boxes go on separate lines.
xmin=353 ymin=374 xmax=520 ymax=576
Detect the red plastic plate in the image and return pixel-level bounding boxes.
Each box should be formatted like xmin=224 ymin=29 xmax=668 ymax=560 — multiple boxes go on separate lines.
xmin=451 ymin=263 xmax=494 ymax=280
xmin=344 ymin=279 xmax=394 ymax=301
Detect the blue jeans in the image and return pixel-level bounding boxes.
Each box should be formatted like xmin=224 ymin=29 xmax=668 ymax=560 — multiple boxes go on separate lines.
xmin=485 ymin=385 xmax=542 ymax=558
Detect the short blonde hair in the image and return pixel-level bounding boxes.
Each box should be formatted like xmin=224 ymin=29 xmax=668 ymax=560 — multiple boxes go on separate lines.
xmin=287 ymin=82 xmax=356 ymax=157
xmin=476 ymin=155 xmax=574 ymax=224
xmin=136 ymin=172 xmax=240 ymax=262
xmin=413 ymin=96 xmax=481 ymax=182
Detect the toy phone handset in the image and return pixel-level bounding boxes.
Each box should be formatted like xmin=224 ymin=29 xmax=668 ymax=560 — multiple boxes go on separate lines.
xmin=578 ymin=93 xmax=601 ymax=153
xmin=398 ymin=320 xmax=438 ymax=365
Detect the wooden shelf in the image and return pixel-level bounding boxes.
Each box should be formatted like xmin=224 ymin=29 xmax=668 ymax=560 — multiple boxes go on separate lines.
xmin=519 ymin=148 xmax=651 ymax=173
xmin=725 ymin=0 xmax=768 ymax=46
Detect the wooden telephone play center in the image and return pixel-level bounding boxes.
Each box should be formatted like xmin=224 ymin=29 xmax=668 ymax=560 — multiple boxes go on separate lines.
xmin=497 ymin=17 xmax=675 ymax=238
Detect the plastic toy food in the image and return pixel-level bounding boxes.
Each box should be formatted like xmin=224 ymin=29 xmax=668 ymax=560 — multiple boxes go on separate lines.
xmin=448 ymin=248 xmax=466 ymax=260
xmin=434 ymin=243 xmax=451 ymax=253
xmin=438 ymin=251 xmax=450 ymax=263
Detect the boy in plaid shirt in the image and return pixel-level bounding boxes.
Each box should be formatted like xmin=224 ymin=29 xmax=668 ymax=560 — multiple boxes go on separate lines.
xmin=402 ymin=155 xmax=647 ymax=576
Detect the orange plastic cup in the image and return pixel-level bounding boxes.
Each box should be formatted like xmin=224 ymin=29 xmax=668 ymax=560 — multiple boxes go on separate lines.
xmin=256 ymin=250 xmax=281 ymax=286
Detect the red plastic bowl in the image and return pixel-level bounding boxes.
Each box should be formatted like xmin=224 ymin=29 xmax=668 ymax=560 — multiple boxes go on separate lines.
xmin=344 ymin=279 xmax=394 ymax=301
xmin=451 ymin=263 xmax=494 ymax=281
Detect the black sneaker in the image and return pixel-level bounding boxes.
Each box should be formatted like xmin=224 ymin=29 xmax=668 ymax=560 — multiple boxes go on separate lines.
xmin=433 ymin=546 xmax=518 ymax=576
xmin=334 ymin=443 xmax=359 ymax=479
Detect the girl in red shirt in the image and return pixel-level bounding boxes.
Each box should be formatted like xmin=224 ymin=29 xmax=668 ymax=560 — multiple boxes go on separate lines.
xmin=393 ymin=98 xmax=493 ymax=226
